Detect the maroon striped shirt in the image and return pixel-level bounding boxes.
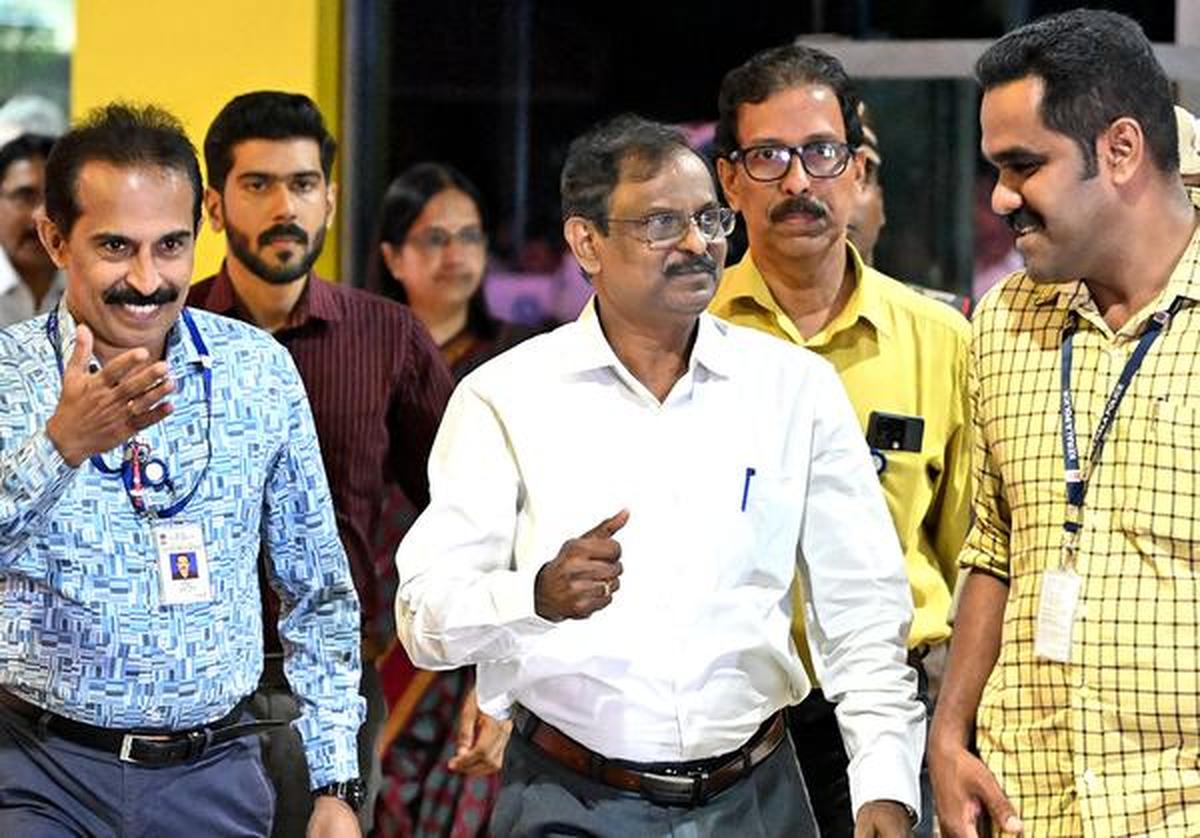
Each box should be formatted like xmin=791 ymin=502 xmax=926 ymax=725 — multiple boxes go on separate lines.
xmin=188 ymin=266 xmax=453 ymax=645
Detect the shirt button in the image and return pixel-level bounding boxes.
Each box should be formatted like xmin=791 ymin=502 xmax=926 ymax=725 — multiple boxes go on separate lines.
xmin=1081 ymin=768 xmax=1097 ymax=789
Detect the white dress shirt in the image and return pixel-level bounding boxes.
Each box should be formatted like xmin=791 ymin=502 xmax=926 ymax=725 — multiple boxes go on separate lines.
xmin=0 ymin=245 xmax=64 ymax=328
xmin=396 ymin=302 xmax=925 ymax=815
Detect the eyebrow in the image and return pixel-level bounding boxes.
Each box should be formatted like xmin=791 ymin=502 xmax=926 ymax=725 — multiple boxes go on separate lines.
xmin=236 ymin=169 xmax=323 ymax=181
xmin=88 ymin=228 xmax=194 ymax=245
xmin=986 ymin=146 xmax=1047 ymax=167
xmin=742 ymin=133 xmax=844 ymax=147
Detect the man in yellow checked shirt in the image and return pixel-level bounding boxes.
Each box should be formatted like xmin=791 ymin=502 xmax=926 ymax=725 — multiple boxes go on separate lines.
xmin=710 ymin=43 xmax=971 ymax=837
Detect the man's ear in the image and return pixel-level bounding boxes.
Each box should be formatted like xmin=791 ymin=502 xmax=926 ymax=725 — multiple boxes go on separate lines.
xmin=204 ymin=187 xmax=225 ymax=233
xmin=563 ymin=217 xmax=603 ymax=277
xmin=324 ymin=181 xmax=338 ymax=227
xmin=1099 ymin=117 xmax=1145 ymax=186
xmin=717 ymin=157 xmax=742 ymax=212
xmin=35 ymin=214 xmax=68 ymax=269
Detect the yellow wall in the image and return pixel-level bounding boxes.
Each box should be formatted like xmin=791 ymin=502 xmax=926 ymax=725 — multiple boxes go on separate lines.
xmin=72 ymin=0 xmax=342 ymax=281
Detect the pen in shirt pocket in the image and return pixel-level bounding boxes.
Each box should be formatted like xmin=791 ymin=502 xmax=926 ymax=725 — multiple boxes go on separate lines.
xmin=740 ymin=467 xmax=756 ymax=511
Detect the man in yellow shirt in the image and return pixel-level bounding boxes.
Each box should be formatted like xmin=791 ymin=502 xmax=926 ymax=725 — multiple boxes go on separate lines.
xmin=929 ymin=10 xmax=1200 ymax=837
xmin=710 ymin=44 xmax=972 ymax=837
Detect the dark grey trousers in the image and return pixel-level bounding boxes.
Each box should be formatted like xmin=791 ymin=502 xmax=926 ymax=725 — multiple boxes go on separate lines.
xmin=491 ymin=726 xmax=820 ymax=837
xmin=0 ymin=703 xmax=274 ymax=837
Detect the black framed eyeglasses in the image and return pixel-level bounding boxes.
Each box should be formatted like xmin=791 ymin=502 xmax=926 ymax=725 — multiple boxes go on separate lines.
xmin=728 ymin=141 xmax=853 ymax=182
xmin=604 ymin=206 xmax=736 ymax=249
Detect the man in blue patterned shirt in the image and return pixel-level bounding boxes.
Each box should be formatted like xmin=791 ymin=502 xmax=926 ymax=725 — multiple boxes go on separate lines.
xmin=0 ymin=104 xmax=364 ymax=837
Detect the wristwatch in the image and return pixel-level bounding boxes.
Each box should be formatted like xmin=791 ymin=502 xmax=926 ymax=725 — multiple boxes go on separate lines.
xmin=312 ymin=778 xmax=366 ymax=812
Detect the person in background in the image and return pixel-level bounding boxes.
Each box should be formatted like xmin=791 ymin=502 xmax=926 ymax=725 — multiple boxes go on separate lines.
xmin=367 ymin=162 xmax=535 ymax=836
xmin=710 ymin=43 xmax=971 ymax=836
xmin=1177 ymin=105 xmax=1200 ymax=193
xmin=847 ymin=101 xmax=885 ymax=266
xmin=0 ymin=134 xmax=63 ymax=327
xmin=187 ymin=91 xmax=455 ymax=836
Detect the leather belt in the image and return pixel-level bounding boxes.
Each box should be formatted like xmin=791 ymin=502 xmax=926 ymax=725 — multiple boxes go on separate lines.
xmin=0 ymin=689 xmax=283 ymax=766
xmin=512 ymin=706 xmax=786 ymax=808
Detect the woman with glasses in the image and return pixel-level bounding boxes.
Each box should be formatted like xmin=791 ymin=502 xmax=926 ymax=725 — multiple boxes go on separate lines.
xmin=368 ymin=162 xmax=531 ymax=836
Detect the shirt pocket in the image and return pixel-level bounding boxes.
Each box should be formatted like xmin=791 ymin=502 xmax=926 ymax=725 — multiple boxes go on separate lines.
xmin=1123 ymin=397 xmax=1200 ymax=548
xmin=716 ymin=471 xmax=802 ymax=589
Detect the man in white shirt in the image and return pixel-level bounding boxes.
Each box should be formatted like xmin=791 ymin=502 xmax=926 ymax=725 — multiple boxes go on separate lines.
xmin=396 ymin=114 xmax=924 ymax=837
xmin=0 ymin=133 xmax=63 ymax=328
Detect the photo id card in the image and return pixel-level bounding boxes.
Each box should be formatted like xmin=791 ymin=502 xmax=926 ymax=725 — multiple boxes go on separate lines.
xmin=1034 ymin=568 xmax=1082 ymax=663
xmin=154 ymin=522 xmax=212 ymax=605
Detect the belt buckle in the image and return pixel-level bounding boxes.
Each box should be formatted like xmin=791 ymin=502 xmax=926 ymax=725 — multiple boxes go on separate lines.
xmin=638 ymin=768 xmax=708 ymax=807
xmin=118 ymin=733 xmax=153 ymax=764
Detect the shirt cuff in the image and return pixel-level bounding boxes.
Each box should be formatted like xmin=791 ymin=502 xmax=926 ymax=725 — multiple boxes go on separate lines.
xmin=848 ymin=739 xmax=922 ymax=820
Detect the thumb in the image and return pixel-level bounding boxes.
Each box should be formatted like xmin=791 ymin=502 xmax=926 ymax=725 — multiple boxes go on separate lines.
xmin=583 ymin=508 xmax=630 ymax=539
xmin=68 ymin=324 xmax=93 ymax=374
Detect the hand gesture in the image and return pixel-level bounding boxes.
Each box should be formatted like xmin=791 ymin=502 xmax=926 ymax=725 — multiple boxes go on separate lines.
xmin=45 ymin=324 xmax=176 ymax=467
xmin=534 ymin=509 xmax=628 ymax=621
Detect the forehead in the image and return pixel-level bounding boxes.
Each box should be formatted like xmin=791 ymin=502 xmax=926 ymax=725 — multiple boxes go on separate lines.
xmin=1 ymin=156 xmax=45 ymax=187
xmin=610 ymin=149 xmax=716 ymax=211
xmin=71 ymin=161 xmax=194 ymax=236
xmin=737 ymin=83 xmax=846 ymax=144
xmin=980 ymin=76 xmax=1059 ymax=158
xmin=228 ymin=137 xmax=323 ymax=175
xmin=412 ymin=188 xmax=481 ymax=228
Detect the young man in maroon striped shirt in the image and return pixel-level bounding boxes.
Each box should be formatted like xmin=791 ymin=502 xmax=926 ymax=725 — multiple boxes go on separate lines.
xmin=187 ymin=91 xmax=467 ymax=838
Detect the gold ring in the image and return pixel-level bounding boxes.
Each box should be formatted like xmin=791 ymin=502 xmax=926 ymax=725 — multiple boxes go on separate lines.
xmin=601 ymin=581 xmax=611 ymax=597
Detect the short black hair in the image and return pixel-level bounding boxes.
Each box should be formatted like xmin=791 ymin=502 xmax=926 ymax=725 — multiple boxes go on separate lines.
xmin=715 ymin=43 xmax=863 ymax=159
xmin=204 ymin=91 xmax=337 ymax=193
xmin=0 ymin=133 xmax=54 ymax=183
xmin=561 ymin=114 xmax=700 ymax=234
xmin=368 ymin=161 xmax=499 ymax=341
xmin=976 ymin=9 xmax=1177 ymax=177
xmin=44 ymin=103 xmax=203 ymax=236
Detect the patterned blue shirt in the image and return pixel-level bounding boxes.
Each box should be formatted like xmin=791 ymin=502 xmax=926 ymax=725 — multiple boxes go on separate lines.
xmin=0 ymin=303 xmax=364 ymax=786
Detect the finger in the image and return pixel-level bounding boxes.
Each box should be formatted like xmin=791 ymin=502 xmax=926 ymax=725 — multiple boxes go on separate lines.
xmin=573 ymin=537 xmax=622 ymax=562
xmin=977 ymin=771 xmax=1022 ymax=834
xmin=579 ymin=508 xmax=629 ymax=539
xmin=66 ymin=324 xmax=94 ymax=374
xmin=129 ymin=401 xmax=174 ymax=433
xmin=126 ymin=377 xmax=176 ymax=416
xmin=112 ymin=361 xmax=172 ymax=402
xmin=97 ymin=346 xmax=154 ymax=387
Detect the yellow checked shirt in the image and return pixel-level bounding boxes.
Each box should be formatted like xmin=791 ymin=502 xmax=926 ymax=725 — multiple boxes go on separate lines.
xmin=710 ymin=245 xmax=972 ymax=669
xmin=964 ymin=221 xmax=1200 ymax=836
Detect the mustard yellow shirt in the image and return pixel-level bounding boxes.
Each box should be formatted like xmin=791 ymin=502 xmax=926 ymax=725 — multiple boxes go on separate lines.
xmin=963 ymin=220 xmax=1200 ymax=837
xmin=710 ymin=246 xmax=972 ymax=663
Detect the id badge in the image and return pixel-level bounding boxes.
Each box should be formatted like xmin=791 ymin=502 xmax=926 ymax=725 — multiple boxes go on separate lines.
xmin=1034 ymin=568 xmax=1082 ymax=663
xmin=154 ymin=522 xmax=212 ymax=605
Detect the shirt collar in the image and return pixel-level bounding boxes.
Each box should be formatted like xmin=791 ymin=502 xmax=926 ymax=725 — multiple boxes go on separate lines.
xmin=712 ymin=241 xmax=889 ymax=343
xmin=211 ymin=261 xmax=342 ymax=329
xmin=564 ymin=298 xmax=734 ymax=379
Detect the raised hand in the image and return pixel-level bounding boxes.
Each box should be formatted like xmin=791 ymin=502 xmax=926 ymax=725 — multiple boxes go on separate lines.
xmin=45 ymin=324 xmax=176 ymax=467
xmin=534 ymin=509 xmax=629 ymax=621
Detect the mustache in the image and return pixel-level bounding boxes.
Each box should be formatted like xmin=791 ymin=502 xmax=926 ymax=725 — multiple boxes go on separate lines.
xmin=258 ymin=223 xmax=309 ymax=248
xmin=664 ymin=254 xmax=718 ymax=278
xmin=1004 ymin=207 xmax=1043 ymax=234
xmin=770 ymin=194 xmax=828 ymax=223
xmin=102 ymin=283 xmax=180 ymax=306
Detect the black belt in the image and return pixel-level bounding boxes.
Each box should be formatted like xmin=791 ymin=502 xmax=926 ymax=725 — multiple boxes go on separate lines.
xmin=512 ymin=706 xmax=786 ymax=807
xmin=0 ymin=689 xmax=284 ymax=766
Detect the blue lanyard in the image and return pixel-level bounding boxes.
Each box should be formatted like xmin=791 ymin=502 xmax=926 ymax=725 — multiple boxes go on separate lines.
xmin=1059 ymin=297 xmax=1185 ymax=545
xmin=45 ymin=307 xmax=214 ymax=519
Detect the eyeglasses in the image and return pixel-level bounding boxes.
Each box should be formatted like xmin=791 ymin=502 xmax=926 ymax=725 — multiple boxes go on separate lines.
xmin=0 ymin=186 xmax=43 ymax=209
xmin=728 ymin=141 xmax=853 ymax=182
xmin=604 ymin=206 xmax=735 ymax=249
xmin=406 ymin=225 xmax=487 ymax=251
